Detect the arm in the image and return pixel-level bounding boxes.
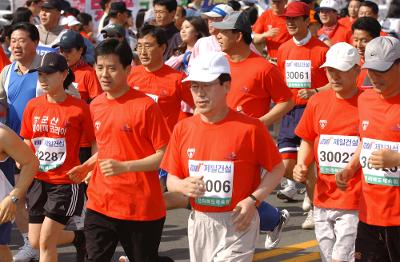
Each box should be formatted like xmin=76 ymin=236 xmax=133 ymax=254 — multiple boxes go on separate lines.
xmin=259 ymin=99 xmax=294 ymax=127
xmin=99 ymin=146 xmax=167 ymax=176
xmin=0 ymin=126 xmax=38 ymax=223
xmin=253 ymin=28 xmax=280 ymax=45
xmin=293 ymin=139 xmax=315 ymax=182
xmin=369 ymin=149 xmax=400 ymax=169
xmin=336 ymin=143 xmax=362 ymax=190
xmin=166 ymin=173 xmax=205 ymax=198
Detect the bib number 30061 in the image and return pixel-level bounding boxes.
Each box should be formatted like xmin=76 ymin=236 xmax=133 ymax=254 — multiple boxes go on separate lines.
xmin=188 ymin=160 xmax=234 ymax=207
xmin=32 ymin=137 xmax=67 ymax=172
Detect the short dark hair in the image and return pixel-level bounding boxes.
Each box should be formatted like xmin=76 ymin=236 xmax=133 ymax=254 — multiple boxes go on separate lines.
xmin=12 ymin=7 xmax=32 ymax=24
xmin=100 ymin=0 xmax=111 ymax=11
xmin=228 ymin=0 xmax=241 ymax=11
xmin=218 ymin=73 xmax=231 ymax=85
xmin=25 ymin=0 xmax=42 ymax=7
xmin=352 ymin=16 xmax=381 ymax=39
xmin=77 ymin=12 xmax=92 ymax=27
xmin=95 ymin=38 xmax=133 ymax=68
xmin=232 ymin=29 xmax=252 ymax=45
xmin=153 ymin=0 xmax=178 ymax=12
xmin=360 ymin=1 xmax=379 ymax=15
xmin=11 ymin=22 xmax=39 ymax=42
xmin=137 ymin=24 xmax=168 ymax=46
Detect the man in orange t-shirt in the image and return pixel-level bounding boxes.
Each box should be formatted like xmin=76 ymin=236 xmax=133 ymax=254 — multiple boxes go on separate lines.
xmin=161 ymin=52 xmax=284 ymax=262
xmin=253 ymin=0 xmax=291 ymax=61
xmin=68 ymin=39 xmax=171 ymax=262
xmin=317 ymin=0 xmax=352 ymax=46
xmin=128 ymin=24 xmax=194 ymax=132
xmin=337 ymin=36 xmax=400 ymax=262
xmin=276 ymin=2 xmax=329 ymax=215
xmin=339 ymin=0 xmax=361 ymax=30
xmin=294 ymin=42 xmax=362 ymax=262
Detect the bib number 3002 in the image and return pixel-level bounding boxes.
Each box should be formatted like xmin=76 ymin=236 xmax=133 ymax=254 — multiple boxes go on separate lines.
xmin=188 ymin=160 xmax=234 ymax=207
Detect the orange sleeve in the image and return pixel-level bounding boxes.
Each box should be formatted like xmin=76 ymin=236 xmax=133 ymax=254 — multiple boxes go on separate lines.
xmin=144 ymin=102 xmax=171 ymax=151
xmin=253 ymin=12 xmax=267 ymax=33
xmin=20 ymin=101 xmax=33 ymax=139
xmin=254 ymin=121 xmax=282 ymax=171
xmin=160 ymin=123 xmax=184 ymax=178
xmin=265 ymin=64 xmax=292 ymax=104
xmin=81 ymin=102 xmax=96 ymax=143
xmin=0 ymin=48 xmax=10 ymax=72
xmin=295 ymin=97 xmax=317 ymax=141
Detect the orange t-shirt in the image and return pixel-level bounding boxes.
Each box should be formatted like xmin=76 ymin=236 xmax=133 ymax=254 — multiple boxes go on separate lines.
xmin=318 ymin=23 xmax=353 ymax=45
xmin=160 ymin=109 xmax=282 ymax=213
xmin=295 ymin=89 xmax=361 ymax=210
xmin=339 ymin=16 xmax=355 ymax=30
xmin=128 ymin=64 xmax=194 ymax=131
xmin=357 ymin=90 xmax=400 ymax=226
xmin=87 ymin=89 xmax=170 ymax=221
xmin=277 ymin=36 xmax=329 ymax=105
xmin=71 ymin=61 xmax=102 ymax=102
xmin=20 ymin=95 xmax=95 ymax=184
xmin=253 ymin=9 xmax=291 ymax=58
xmin=0 ymin=48 xmax=10 ymax=72
xmin=227 ymin=52 xmax=292 ymax=118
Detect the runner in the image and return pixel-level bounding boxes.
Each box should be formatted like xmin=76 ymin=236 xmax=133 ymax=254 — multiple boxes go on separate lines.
xmin=20 ymin=52 xmax=95 ymax=262
xmin=337 ymin=36 xmax=400 ymax=262
xmin=276 ymin=1 xmax=329 ymax=229
xmin=0 ymin=122 xmax=38 ymax=262
xmin=339 ymin=0 xmax=361 ymax=30
xmin=161 ymin=51 xmax=285 ymax=262
xmin=68 ymin=39 xmax=170 ymax=262
xmin=294 ymin=42 xmax=362 ymax=262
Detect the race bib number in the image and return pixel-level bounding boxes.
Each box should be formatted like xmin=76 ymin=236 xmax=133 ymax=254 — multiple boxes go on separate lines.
xmin=285 ymin=60 xmax=312 ymax=88
xmin=360 ymin=138 xmax=400 ymax=186
xmin=318 ymin=135 xmax=359 ymax=174
xmin=188 ymin=160 xmax=234 ymax=207
xmin=32 ymin=137 xmax=67 ymax=172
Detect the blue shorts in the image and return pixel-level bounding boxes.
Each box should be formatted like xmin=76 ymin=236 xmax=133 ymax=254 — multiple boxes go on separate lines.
xmin=0 ymin=222 xmax=11 ymax=245
xmin=277 ymin=106 xmax=305 ymax=159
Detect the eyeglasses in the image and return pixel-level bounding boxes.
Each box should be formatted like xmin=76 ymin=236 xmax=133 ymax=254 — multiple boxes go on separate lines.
xmin=136 ymin=43 xmax=156 ymax=52
xmin=154 ymin=10 xmax=169 ymax=15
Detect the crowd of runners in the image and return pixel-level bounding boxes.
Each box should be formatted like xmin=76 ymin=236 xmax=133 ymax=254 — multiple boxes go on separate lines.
xmin=0 ymin=0 xmax=398 ymax=261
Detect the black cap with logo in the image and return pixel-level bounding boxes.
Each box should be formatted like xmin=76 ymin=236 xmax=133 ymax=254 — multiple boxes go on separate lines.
xmin=53 ymin=30 xmax=85 ymax=50
xmin=29 ymin=52 xmax=69 ymax=74
xmin=41 ymin=0 xmax=63 ymax=11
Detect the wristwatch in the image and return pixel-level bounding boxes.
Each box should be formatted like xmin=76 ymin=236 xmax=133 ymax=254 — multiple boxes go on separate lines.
xmin=249 ymin=194 xmax=260 ymax=207
xmin=10 ymin=195 xmax=19 ymax=204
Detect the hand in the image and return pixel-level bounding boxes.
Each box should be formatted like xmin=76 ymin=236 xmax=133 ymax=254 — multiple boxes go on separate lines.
xmin=265 ymin=28 xmax=280 ymax=38
xmin=297 ymin=89 xmax=316 ymax=100
xmin=84 ymin=171 xmax=93 ymax=184
xmin=99 ymin=159 xmax=128 ymax=176
xmin=180 ymin=176 xmax=205 ymax=198
xmin=293 ymin=164 xmax=308 ymax=182
xmin=335 ymin=168 xmax=354 ymax=191
xmin=68 ymin=165 xmax=91 ymax=183
xmin=369 ymin=149 xmax=400 ymax=169
xmin=0 ymin=196 xmax=16 ymax=224
xmin=232 ymin=197 xmax=257 ymax=232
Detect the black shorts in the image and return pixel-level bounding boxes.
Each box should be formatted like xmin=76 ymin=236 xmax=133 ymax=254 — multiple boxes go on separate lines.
xmin=27 ymin=179 xmax=85 ymax=225
xmin=355 ymin=221 xmax=400 ymax=262
xmin=277 ymin=106 xmax=305 ymax=159
xmin=84 ymin=209 xmax=165 ymax=262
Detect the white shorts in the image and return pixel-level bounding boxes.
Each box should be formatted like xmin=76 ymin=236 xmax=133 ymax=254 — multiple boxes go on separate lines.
xmin=188 ymin=210 xmax=259 ymax=262
xmin=314 ymin=207 xmax=358 ymax=262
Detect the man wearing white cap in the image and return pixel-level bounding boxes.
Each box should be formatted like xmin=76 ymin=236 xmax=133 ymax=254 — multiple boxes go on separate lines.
xmin=161 ymin=52 xmax=284 ymax=262
xmin=317 ymin=0 xmax=352 ymax=46
xmin=294 ymin=42 xmax=362 ymax=262
xmin=337 ymin=36 xmax=400 ymax=262
xmin=190 ymin=4 xmax=234 ymax=60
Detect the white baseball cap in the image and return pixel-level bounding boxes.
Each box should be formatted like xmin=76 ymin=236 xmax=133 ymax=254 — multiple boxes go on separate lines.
xmin=203 ymin=4 xmax=234 ymax=18
xmin=183 ymin=52 xmax=230 ymax=83
xmin=320 ymin=42 xmax=360 ymax=71
xmin=363 ymin=36 xmax=400 ymax=71
xmin=318 ymin=0 xmax=341 ymax=12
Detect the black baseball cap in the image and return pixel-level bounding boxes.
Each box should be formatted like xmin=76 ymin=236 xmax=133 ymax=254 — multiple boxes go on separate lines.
xmin=52 ymin=30 xmax=85 ymax=50
xmin=212 ymin=11 xmax=252 ymax=34
xmin=41 ymin=0 xmax=63 ymax=11
xmin=101 ymin=23 xmax=126 ymax=38
xmin=29 ymin=52 xmax=68 ymax=73
xmin=110 ymin=2 xmax=131 ymax=14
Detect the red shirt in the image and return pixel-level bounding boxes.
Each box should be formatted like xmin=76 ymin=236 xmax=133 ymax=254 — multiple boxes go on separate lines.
xmin=87 ymin=89 xmax=170 ymax=221
xmin=128 ymin=64 xmax=194 ymax=131
xmin=253 ymin=9 xmax=291 ymax=58
xmin=160 ymin=110 xmax=282 ymax=213
xmin=20 ymin=95 xmax=95 ymax=184
xmin=277 ymin=36 xmax=329 ymax=105
xmin=339 ymin=16 xmax=355 ymax=30
xmin=357 ymin=90 xmax=400 ymax=226
xmin=227 ymin=52 xmax=292 ymax=118
xmin=318 ymin=23 xmax=353 ymax=45
xmin=0 ymin=48 xmax=10 ymax=72
xmin=71 ymin=60 xmax=102 ymax=102
xmin=295 ymin=89 xmax=361 ymax=210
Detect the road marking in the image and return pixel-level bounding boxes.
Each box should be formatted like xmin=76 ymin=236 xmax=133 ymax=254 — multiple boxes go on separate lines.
xmin=281 ymin=252 xmax=321 ymax=262
xmin=253 ymin=240 xmax=318 ymax=261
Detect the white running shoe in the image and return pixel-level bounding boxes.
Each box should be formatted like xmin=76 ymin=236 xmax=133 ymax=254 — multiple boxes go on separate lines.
xmin=264 ymin=209 xmax=290 ymax=250
xmin=13 ymin=242 xmax=39 ymax=262
xmin=277 ymin=185 xmax=298 ymax=201
xmin=301 ymin=209 xmax=315 ymax=230
xmin=302 ymin=192 xmax=312 ymax=212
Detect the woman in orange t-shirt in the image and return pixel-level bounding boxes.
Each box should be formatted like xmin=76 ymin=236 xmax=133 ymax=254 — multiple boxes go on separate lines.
xmin=20 ymin=53 xmax=95 ymax=262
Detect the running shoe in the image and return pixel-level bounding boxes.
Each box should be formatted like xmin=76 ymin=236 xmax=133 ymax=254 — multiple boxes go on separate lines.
xmin=264 ymin=209 xmax=290 ymax=250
